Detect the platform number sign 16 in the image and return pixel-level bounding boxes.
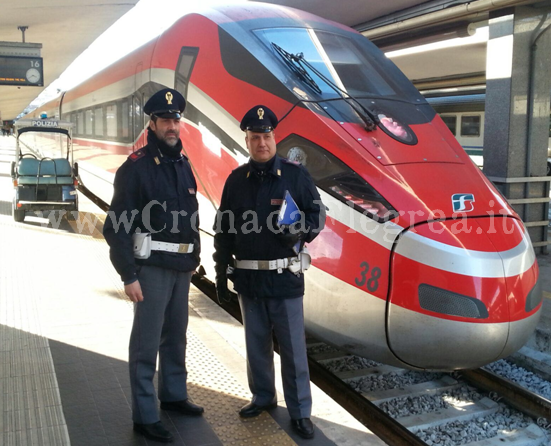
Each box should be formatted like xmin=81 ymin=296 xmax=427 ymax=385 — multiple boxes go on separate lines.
xmin=355 ymin=261 xmax=381 ymax=292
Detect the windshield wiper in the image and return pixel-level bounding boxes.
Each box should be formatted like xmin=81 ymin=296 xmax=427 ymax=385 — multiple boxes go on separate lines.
xmin=272 ymin=43 xmax=322 ymax=94
xmin=272 ymin=43 xmax=376 ymax=132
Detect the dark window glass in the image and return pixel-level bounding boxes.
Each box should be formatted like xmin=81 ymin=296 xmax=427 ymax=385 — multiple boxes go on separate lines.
xmin=122 ymin=100 xmax=130 ymax=139
xmin=461 ymin=115 xmax=481 ymax=137
xmin=441 ymin=115 xmax=457 ymax=135
xmin=106 ymin=104 xmax=117 ymax=138
xmin=95 ymin=107 xmax=104 ymax=136
xmin=77 ymin=112 xmax=84 ymax=135
xmin=175 ymin=47 xmax=199 ymax=99
xmin=85 ymin=109 xmax=93 ymax=136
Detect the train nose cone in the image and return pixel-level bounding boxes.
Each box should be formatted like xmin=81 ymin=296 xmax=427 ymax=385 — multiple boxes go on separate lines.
xmin=387 ymin=217 xmax=541 ymax=370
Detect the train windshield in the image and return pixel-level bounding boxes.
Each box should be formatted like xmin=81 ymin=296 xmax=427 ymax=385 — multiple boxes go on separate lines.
xmin=254 ymin=27 xmax=421 ymax=102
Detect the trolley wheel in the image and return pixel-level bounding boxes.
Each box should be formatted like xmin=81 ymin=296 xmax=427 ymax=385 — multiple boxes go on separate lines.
xmin=13 ymin=207 xmax=25 ymax=222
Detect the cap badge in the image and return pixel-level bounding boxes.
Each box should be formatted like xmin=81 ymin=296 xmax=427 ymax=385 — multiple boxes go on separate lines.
xmin=165 ymin=92 xmax=173 ymax=105
xmin=257 ymin=107 xmax=264 ymax=120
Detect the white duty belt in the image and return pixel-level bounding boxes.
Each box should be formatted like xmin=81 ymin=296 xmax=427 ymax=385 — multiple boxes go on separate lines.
xmin=234 ymin=258 xmax=295 ymax=272
xmin=151 ymin=241 xmax=194 ymax=254
xmin=132 ymin=232 xmax=193 ymax=259
xmin=233 ymin=248 xmax=311 ymax=275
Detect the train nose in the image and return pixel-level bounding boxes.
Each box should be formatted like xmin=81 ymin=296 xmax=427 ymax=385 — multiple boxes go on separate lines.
xmin=387 ymin=216 xmax=541 ymax=370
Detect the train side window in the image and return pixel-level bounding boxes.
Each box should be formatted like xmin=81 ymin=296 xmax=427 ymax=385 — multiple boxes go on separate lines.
xmin=95 ymin=107 xmax=104 ymax=137
xmin=461 ymin=115 xmax=481 ymax=137
xmin=175 ymin=47 xmax=199 ymax=99
xmin=106 ymin=104 xmax=117 ymax=138
xmin=277 ymin=134 xmax=397 ymax=222
xmin=85 ymin=109 xmax=93 ymax=136
xmin=441 ymin=116 xmax=457 ymax=135
xmin=121 ymin=100 xmax=130 ymax=139
xmin=77 ymin=111 xmax=84 ymax=135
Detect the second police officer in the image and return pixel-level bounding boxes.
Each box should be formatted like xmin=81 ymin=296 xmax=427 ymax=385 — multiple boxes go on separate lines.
xmin=104 ymin=88 xmax=203 ymax=443
xmin=213 ymin=105 xmax=325 ymax=439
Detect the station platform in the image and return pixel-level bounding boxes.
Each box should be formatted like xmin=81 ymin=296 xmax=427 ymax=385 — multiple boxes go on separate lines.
xmin=0 ymin=135 xmax=387 ymax=445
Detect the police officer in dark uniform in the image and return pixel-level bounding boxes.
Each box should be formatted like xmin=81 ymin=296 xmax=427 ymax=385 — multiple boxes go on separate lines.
xmin=213 ymin=105 xmax=325 ymax=439
xmin=104 ymin=88 xmax=203 ymax=443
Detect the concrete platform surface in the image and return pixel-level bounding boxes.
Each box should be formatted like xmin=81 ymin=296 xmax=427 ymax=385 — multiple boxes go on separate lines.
xmin=0 ymin=135 xmax=386 ymax=446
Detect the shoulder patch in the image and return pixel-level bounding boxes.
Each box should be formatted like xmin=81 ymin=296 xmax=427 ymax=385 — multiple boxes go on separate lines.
xmin=129 ymin=150 xmax=146 ymax=162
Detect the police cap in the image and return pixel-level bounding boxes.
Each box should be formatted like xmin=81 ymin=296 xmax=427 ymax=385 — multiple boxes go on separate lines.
xmin=240 ymin=105 xmax=278 ymax=133
xmin=144 ymin=88 xmax=186 ymax=119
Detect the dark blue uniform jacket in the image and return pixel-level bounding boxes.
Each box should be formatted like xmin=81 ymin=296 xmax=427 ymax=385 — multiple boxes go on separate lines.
xmin=103 ymin=131 xmax=200 ymax=284
xmin=214 ymin=155 xmax=325 ymax=299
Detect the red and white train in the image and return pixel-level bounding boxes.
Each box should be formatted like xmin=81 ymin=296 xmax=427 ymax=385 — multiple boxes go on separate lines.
xmin=27 ymin=3 xmax=541 ymax=370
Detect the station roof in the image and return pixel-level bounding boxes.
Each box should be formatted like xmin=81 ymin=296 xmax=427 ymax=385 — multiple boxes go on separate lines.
xmin=0 ymin=0 xmax=138 ymax=122
xmin=0 ymin=0 xmax=545 ymax=121
xmin=258 ymin=0 xmax=544 ymax=91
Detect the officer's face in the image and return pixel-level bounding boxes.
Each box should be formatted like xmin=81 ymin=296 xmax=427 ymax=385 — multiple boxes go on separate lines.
xmin=246 ymin=131 xmax=276 ymax=162
xmin=150 ymin=117 xmax=181 ymax=147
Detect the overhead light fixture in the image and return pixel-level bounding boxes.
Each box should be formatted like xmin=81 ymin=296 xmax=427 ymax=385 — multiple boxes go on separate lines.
xmin=385 ymin=25 xmax=488 ymax=58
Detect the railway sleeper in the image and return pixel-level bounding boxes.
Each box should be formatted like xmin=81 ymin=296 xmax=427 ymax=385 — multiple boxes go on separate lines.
xmin=402 ymin=396 xmax=499 ymax=432
xmin=311 ymin=351 xmax=352 ymax=362
xmin=464 ymin=423 xmax=548 ymax=445
xmin=336 ymin=364 xmax=405 ymax=381
xmin=367 ymin=375 xmax=460 ymax=404
xmin=509 ymin=346 xmax=551 ymax=383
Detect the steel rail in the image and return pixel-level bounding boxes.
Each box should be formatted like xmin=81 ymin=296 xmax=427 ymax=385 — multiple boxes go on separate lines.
xmin=191 ymin=273 xmax=429 ymax=446
xmin=462 ymin=368 xmax=551 ymax=422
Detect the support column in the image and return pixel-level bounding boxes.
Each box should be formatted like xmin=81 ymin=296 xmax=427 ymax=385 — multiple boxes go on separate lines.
xmin=483 ymin=5 xmax=551 ymax=253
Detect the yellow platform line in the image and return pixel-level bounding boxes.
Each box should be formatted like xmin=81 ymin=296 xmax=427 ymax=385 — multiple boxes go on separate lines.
xmin=186 ymin=330 xmax=297 ymax=445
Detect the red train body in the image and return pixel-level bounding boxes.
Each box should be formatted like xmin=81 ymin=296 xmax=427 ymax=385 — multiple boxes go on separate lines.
xmin=28 ymin=3 xmax=541 ymax=370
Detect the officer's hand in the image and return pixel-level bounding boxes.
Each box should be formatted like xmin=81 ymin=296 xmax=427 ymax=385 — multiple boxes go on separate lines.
xmin=125 ymin=280 xmax=144 ymax=303
xmin=215 ymin=271 xmax=229 ymax=304
xmin=277 ymin=223 xmax=306 ymax=249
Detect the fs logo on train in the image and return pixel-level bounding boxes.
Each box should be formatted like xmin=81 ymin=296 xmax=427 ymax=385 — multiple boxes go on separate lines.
xmin=451 ymin=193 xmax=475 ymax=212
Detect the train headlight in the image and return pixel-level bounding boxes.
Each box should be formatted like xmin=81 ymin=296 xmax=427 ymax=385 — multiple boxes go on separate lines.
xmin=326 ymin=174 xmax=396 ymax=221
xmin=277 ymin=134 xmax=398 ymax=222
xmin=377 ymin=112 xmax=417 ymax=145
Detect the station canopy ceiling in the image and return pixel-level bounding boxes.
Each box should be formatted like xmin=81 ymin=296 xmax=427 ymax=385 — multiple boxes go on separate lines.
xmin=0 ymin=0 xmax=545 ymax=121
xmin=0 ymin=0 xmax=139 ymax=122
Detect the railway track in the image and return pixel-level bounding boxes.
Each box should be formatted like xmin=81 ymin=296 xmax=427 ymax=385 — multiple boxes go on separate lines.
xmin=309 ymin=344 xmax=550 ymax=446
xmin=192 ymin=274 xmax=551 ymax=446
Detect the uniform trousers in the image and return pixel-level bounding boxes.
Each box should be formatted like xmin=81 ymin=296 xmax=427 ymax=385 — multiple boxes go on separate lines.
xmin=129 ymin=265 xmax=192 ymax=424
xmin=238 ymin=294 xmax=312 ymax=420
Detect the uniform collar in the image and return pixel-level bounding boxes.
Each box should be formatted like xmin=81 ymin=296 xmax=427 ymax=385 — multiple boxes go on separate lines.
xmin=247 ymin=155 xmax=282 ymax=179
xmin=145 ymin=131 xmax=187 ymax=165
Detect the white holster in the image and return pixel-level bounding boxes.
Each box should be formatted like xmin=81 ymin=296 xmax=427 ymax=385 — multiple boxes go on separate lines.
xmin=288 ymin=247 xmax=311 ymax=275
xmin=133 ymin=232 xmax=152 ymax=259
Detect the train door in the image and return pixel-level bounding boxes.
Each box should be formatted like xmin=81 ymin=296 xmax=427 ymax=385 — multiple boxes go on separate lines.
xmin=132 ymin=63 xmax=145 ymax=151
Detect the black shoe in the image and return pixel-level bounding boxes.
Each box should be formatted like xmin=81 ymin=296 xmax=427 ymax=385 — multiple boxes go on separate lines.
xmin=239 ymin=401 xmax=277 ymax=418
xmin=291 ymin=418 xmax=315 ymax=439
xmin=133 ymin=421 xmax=174 ymax=443
xmin=160 ymin=399 xmax=204 ymax=416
